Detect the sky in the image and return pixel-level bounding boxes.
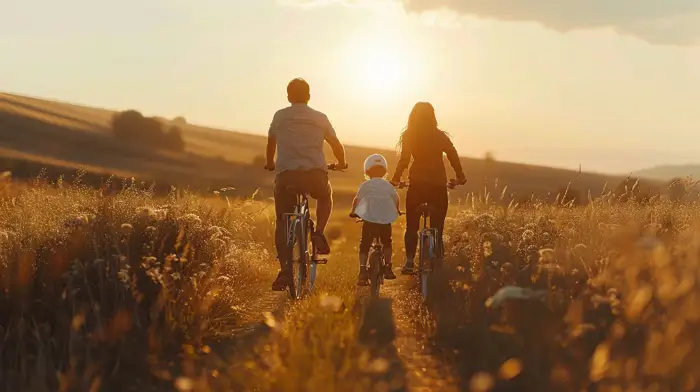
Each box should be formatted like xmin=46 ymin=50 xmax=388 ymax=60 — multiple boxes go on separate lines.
xmin=2 ymin=0 xmax=700 ymax=173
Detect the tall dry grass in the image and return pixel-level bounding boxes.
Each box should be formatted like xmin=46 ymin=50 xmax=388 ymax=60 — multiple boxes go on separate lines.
xmin=3 ymin=171 xmax=700 ymax=392
xmin=432 ymin=192 xmax=700 ymax=391
xmin=0 ymin=174 xmax=275 ymax=391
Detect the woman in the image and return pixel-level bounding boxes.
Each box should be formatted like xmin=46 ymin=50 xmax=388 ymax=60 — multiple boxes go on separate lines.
xmin=390 ymin=102 xmax=466 ymax=274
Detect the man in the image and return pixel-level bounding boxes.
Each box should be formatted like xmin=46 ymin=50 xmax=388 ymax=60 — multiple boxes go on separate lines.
xmin=265 ymin=78 xmax=348 ymax=291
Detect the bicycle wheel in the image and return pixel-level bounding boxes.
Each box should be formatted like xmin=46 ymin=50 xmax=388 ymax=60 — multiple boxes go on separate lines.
xmin=368 ymin=248 xmax=383 ymax=298
xmin=419 ymin=232 xmax=434 ymax=301
xmin=304 ymin=220 xmax=317 ymax=293
xmin=287 ymin=219 xmax=308 ymax=300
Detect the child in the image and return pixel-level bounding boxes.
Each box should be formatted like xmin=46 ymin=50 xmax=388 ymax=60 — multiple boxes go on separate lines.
xmin=349 ymin=154 xmax=400 ymax=286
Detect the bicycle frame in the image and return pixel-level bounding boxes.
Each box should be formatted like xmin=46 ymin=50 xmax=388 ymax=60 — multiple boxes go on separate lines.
xmin=367 ymin=237 xmax=385 ymax=298
xmin=283 ymin=193 xmax=318 ymax=300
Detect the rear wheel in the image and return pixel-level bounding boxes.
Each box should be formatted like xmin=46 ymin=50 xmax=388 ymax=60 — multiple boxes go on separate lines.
xmin=419 ymin=232 xmax=434 ymax=301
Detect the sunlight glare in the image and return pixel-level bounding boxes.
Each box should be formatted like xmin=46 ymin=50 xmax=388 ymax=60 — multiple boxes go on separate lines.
xmin=342 ymin=31 xmax=419 ymax=101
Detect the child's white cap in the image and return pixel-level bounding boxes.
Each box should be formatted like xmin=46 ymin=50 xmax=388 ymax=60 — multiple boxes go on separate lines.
xmin=364 ymin=154 xmax=388 ymax=173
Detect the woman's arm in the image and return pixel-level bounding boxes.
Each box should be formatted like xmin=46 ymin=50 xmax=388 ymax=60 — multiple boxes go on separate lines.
xmin=392 ymin=191 xmax=401 ymax=214
xmin=442 ymin=133 xmax=466 ymax=183
xmin=390 ymin=139 xmax=411 ymax=184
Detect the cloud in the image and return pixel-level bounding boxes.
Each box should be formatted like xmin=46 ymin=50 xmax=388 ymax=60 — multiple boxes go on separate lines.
xmin=279 ymin=0 xmax=374 ymax=7
xmin=398 ymin=0 xmax=700 ymax=45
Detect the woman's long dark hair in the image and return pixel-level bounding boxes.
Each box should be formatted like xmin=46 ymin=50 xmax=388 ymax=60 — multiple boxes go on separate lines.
xmin=397 ymin=102 xmax=451 ymax=155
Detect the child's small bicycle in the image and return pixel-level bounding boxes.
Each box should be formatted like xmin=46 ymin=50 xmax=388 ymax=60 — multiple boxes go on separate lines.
xmin=349 ymin=213 xmax=403 ymax=298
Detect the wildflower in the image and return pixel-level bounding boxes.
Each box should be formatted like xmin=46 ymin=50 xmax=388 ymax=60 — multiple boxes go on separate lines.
xmin=538 ymin=248 xmax=555 ymax=263
xmin=118 ymin=268 xmax=131 ymax=285
xmin=319 ymin=293 xmax=344 ymax=312
xmin=263 ymin=311 xmax=281 ymax=331
xmin=179 ymin=213 xmax=202 ymax=226
xmin=498 ymin=358 xmax=522 ymax=380
xmin=470 ymin=372 xmax=494 ymax=392
xmin=367 ymin=358 xmax=390 ymax=374
xmin=174 ymin=377 xmax=194 ymax=392
xmin=137 ymin=207 xmax=158 ymax=222
xmin=521 ymin=230 xmax=535 ymax=242
xmin=120 ymin=223 xmax=133 ymax=235
xmin=573 ymin=243 xmax=587 ymax=253
xmin=207 ymin=226 xmax=223 ymax=238
xmin=589 ymin=343 xmax=610 ymax=382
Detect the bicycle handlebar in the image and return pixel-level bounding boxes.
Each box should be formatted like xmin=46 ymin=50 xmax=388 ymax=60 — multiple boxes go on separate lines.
xmin=349 ymin=211 xmax=405 ymax=223
xmin=395 ymin=179 xmax=465 ymax=189
xmin=327 ymin=163 xmax=348 ymax=171
xmin=264 ymin=163 xmax=348 ymax=172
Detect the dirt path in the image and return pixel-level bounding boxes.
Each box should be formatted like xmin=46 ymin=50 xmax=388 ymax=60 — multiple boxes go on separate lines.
xmin=212 ymin=227 xmax=466 ymax=391
xmin=381 ymin=276 xmax=461 ymax=392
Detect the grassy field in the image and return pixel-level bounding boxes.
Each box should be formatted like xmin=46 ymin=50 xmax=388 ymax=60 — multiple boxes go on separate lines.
xmin=1 ymin=173 xmax=699 ymax=391
xmin=0 ymin=92 xmax=662 ymax=203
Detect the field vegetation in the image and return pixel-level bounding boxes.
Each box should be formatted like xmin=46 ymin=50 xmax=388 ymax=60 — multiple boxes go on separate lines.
xmin=1 ymin=171 xmax=699 ymax=391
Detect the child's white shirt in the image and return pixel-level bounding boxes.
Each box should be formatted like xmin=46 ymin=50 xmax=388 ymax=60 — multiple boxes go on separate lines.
xmin=355 ymin=178 xmax=399 ymax=224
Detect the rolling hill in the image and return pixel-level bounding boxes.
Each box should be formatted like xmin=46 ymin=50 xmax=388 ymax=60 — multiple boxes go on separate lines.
xmin=0 ymin=92 xmax=658 ymax=203
xmin=633 ymin=164 xmax=700 ymax=182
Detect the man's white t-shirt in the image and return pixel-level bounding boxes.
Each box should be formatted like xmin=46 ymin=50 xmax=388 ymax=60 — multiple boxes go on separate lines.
xmin=268 ymin=103 xmax=337 ymax=173
xmin=355 ymin=178 xmax=400 ymax=225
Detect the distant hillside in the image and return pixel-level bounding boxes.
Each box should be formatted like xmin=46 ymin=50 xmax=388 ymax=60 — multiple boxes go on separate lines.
xmin=0 ymin=92 xmax=660 ymax=203
xmin=633 ymin=164 xmax=700 ymax=182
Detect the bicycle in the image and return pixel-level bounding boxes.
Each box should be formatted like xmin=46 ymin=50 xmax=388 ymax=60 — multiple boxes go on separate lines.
xmin=396 ymin=179 xmax=461 ymax=302
xmin=268 ymin=163 xmax=345 ymax=300
xmin=349 ymin=212 xmax=403 ymax=298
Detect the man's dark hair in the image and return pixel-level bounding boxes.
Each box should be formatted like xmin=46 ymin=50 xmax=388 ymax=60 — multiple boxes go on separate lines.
xmin=287 ymin=78 xmax=310 ymax=104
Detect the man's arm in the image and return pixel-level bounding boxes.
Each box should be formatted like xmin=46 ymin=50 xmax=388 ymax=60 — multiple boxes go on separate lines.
xmin=265 ymin=112 xmax=279 ymax=170
xmin=266 ymin=135 xmax=277 ymax=169
xmin=326 ymin=134 xmax=347 ymax=168
xmin=323 ymin=115 xmax=347 ymax=168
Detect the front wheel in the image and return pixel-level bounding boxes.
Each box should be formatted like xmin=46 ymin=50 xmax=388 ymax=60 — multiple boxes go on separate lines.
xmin=368 ymin=248 xmax=383 ymax=298
xmin=289 ymin=221 xmax=310 ymax=300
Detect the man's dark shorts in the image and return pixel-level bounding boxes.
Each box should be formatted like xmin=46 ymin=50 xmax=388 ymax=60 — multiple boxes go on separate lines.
xmin=273 ymin=169 xmax=332 ymax=215
xmin=273 ymin=169 xmax=332 ymax=262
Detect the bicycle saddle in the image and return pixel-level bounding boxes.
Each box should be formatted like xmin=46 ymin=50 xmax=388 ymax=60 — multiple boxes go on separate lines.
xmin=284 ymin=185 xmax=307 ymax=195
xmin=416 ymin=203 xmax=432 ymax=216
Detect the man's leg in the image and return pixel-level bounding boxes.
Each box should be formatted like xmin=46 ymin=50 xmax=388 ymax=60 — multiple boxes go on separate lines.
xmin=309 ymin=170 xmax=332 ymax=254
xmin=272 ymin=173 xmax=297 ymax=291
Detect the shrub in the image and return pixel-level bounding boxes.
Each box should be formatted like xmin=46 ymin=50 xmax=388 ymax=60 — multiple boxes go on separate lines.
xmin=164 ymin=126 xmax=186 ymax=152
xmin=111 ymin=110 xmax=185 ymax=152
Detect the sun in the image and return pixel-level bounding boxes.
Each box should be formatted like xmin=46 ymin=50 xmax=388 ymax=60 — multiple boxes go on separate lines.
xmin=342 ymin=33 xmax=415 ymax=100
xmin=354 ymin=46 xmax=406 ymax=94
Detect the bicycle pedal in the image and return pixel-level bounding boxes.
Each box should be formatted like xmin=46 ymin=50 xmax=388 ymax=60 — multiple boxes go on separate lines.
xmin=313 ymin=257 xmax=328 ymax=264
